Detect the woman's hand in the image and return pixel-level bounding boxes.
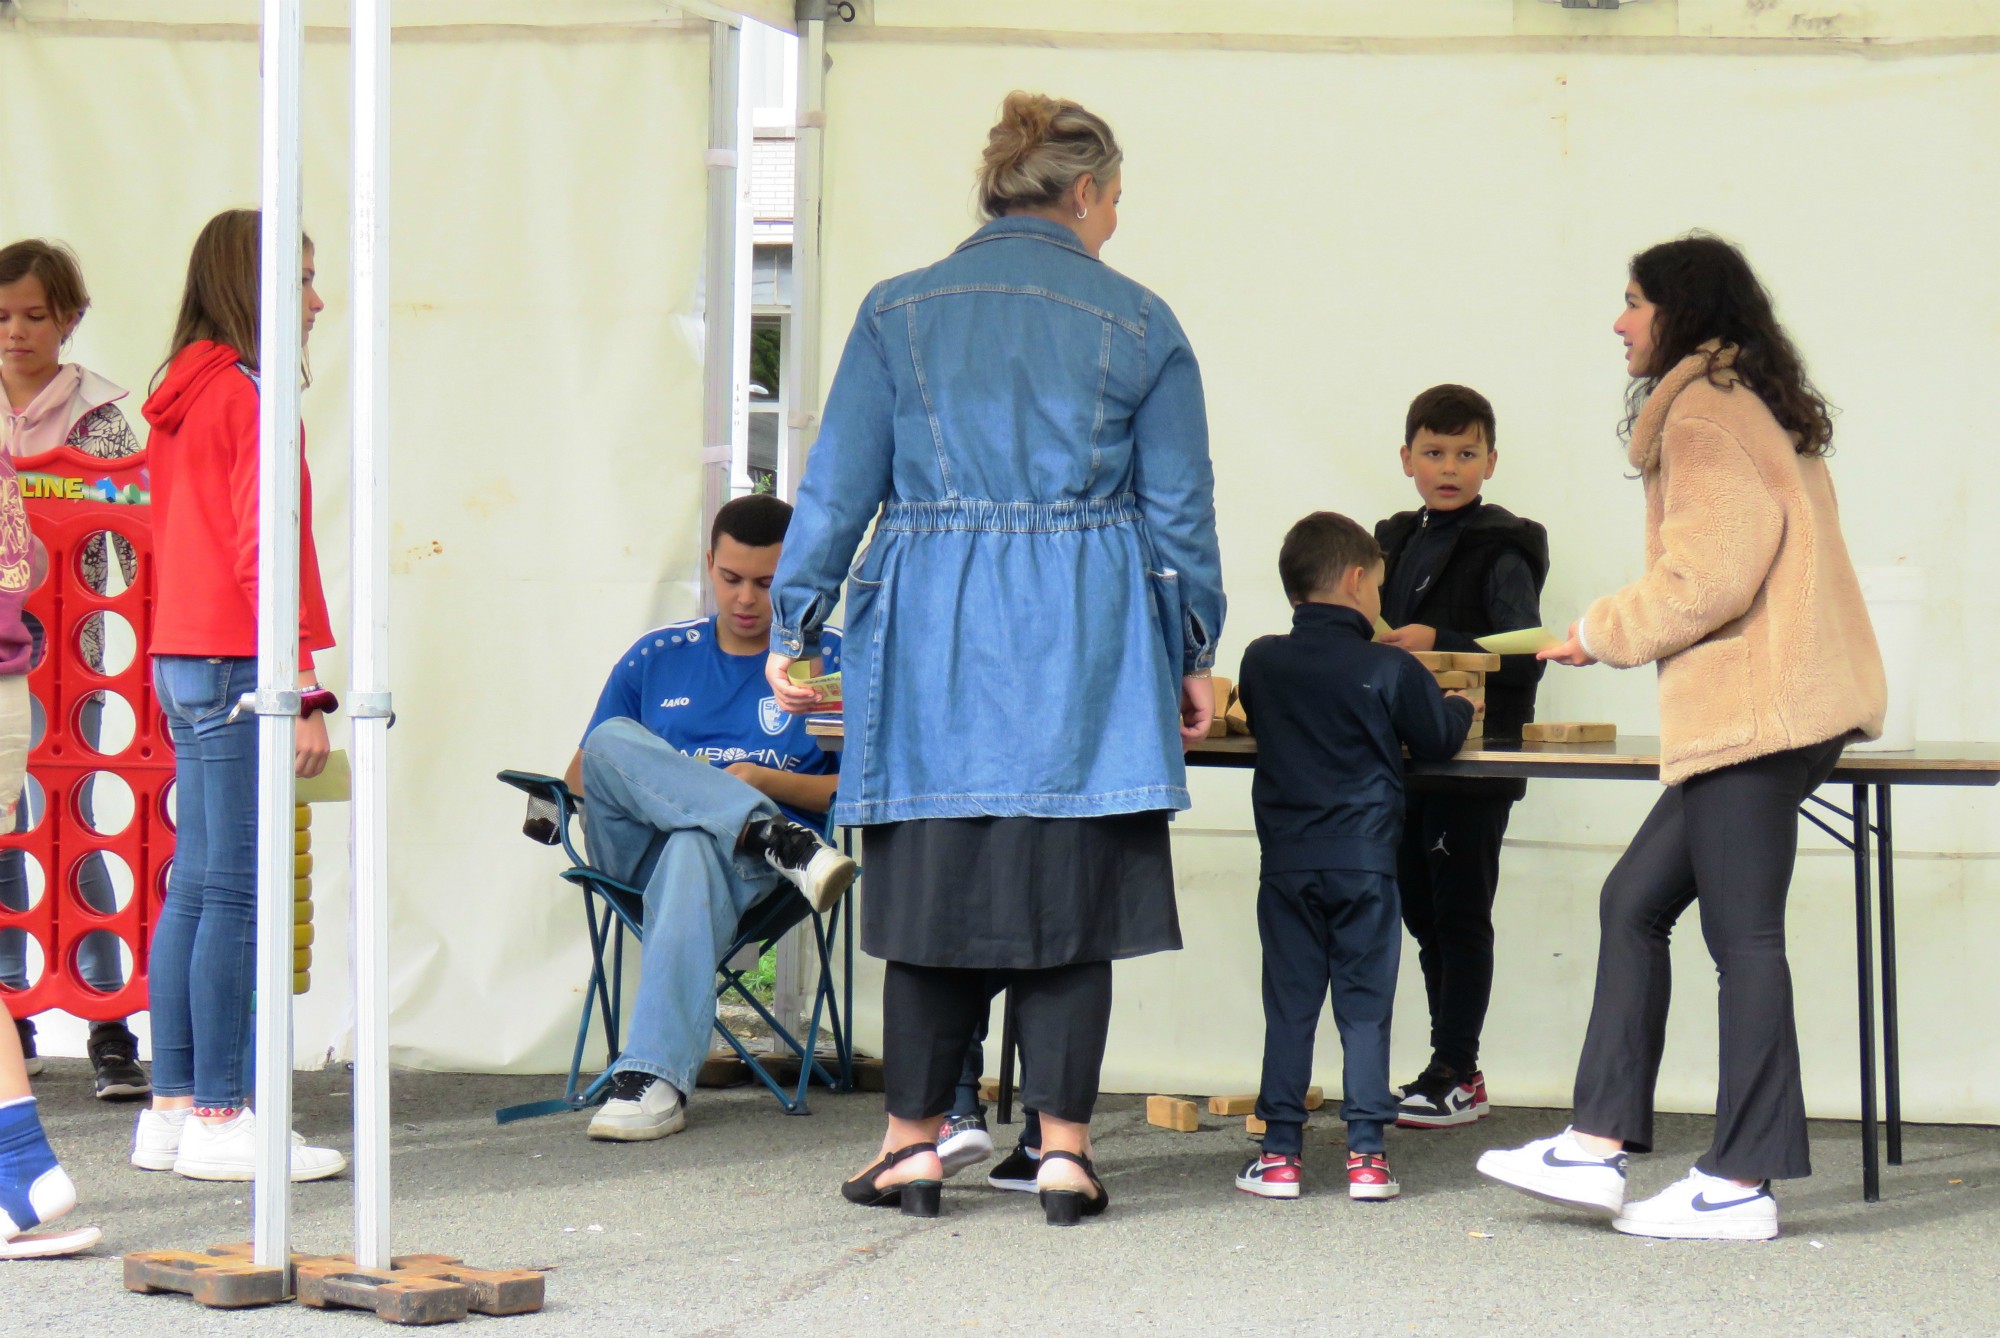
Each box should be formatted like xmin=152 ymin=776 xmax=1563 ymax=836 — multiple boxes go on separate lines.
xmin=767 ymin=652 xmax=822 ymax=715
xmin=1377 ymin=623 xmax=1436 ymax=653
xmin=1179 ymin=676 xmax=1214 ymax=751
xmin=1538 ymin=620 xmax=1598 ymax=668
xmin=295 ymin=712 xmax=330 ymax=778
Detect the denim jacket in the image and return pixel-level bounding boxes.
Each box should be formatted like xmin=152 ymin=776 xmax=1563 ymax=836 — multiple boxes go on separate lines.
xmin=770 ymin=216 xmax=1225 ymax=824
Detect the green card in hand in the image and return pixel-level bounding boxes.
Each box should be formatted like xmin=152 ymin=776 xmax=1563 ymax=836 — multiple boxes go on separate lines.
xmin=1475 ymin=627 xmax=1563 ymax=656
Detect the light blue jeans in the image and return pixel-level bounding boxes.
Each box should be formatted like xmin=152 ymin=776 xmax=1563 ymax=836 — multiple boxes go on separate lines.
xmin=580 ymin=718 xmax=789 ymax=1100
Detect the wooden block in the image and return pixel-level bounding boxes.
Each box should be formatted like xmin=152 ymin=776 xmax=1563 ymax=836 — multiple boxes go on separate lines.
xmin=1206 ymin=675 xmax=1233 ymax=738
xmin=123 ymin=1249 xmax=290 ymax=1309
xmin=1146 ymin=1095 xmax=1200 ymax=1132
xmin=1225 ymin=694 xmax=1250 ymax=736
xmin=1431 ymin=670 xmax=1480 ymax=689
xmin=696 ymin=1051 xmax=751 ymax=1088
xmin=1523 ymin=721 xmax=1616 ymax=743
xmin=1206 ymin=1093 xmax=1257 ymax=1116
xmin=1409 ymin=651 xmax=1454 ymax=671
xmin=1304 ymin=1086 xmax=1324 ymax=1111
xmin=1245 ymin=1115 xmax=1266 ymax=1137
xmin=1451 ymin=652 xmax=1502 ymax=673
xmin=1456 ymin=685 xmax=1485 ymax=704
xmin=295 ymin=1261 xmax=471 ymax=1325
xmin=1464 ymin=719 xmax=1483 ymax=740
xmin=850 ymin=1056 xmax=885 ymax=1092
xmin=978 ymin=1076 xmax=1001 ymax=1103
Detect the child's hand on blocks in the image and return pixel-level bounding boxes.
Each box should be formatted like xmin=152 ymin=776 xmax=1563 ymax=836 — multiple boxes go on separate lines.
xmin=1446 ymin=690 xmax=1485 ymax=719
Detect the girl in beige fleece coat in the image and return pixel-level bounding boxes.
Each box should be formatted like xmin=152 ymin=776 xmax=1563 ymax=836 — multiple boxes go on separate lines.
xmin=1477 ymin=234 xmax=1885 ymax=1242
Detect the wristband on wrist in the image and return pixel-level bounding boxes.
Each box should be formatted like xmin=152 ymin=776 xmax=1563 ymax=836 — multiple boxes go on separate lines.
xmin=299 ymin=688 xmax=339 ymax=718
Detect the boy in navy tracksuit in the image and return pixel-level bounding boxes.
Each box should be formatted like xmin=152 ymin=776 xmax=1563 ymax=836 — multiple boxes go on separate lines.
xmin=1235 ymin=512 xmax=1477 ymax=1201
xmin=1375 ymin=385 xmax=1548 ymax=1128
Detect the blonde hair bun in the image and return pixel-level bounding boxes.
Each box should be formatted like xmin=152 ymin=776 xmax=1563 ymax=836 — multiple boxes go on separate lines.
xmin=977 ymin=91 xmax=1122 ymax=220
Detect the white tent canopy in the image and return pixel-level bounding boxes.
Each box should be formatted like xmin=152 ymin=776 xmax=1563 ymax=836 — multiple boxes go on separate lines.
xmin=4 ymin=1 xmax=1996 ymax=1169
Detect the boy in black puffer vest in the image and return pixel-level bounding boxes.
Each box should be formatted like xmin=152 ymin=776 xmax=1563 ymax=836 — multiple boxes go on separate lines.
xmin=1375 ymin=385 xmax=1548 ymax=1130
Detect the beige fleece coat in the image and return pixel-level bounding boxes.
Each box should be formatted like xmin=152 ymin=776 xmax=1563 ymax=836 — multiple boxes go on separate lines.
xmin=1581 ymin=345 xmax=1886 ymax=785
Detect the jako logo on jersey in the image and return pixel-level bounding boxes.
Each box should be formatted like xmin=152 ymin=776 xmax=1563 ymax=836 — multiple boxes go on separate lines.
xmin=661 ymin=697 xmax=692 ymax=709
xmin=759 ymin=697 xmax=787 ymax=737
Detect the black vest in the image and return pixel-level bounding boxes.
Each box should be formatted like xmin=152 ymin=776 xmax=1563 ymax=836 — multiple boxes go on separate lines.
xmin=1375 ymin=501 xmax=1550 ymax=745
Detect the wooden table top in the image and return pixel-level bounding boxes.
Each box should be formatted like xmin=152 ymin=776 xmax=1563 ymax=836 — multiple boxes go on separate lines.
xmin=804 ymin=720 xmax=2000 ymax=787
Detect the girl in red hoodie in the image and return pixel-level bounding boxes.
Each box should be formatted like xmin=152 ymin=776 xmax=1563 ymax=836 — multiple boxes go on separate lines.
xmin=131 ymin=210 xmax=343 ymax=1182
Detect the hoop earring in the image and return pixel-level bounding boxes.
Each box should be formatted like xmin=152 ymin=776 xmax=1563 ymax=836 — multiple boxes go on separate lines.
xmin=1076 ymin=206 xmax=1089 ymax=220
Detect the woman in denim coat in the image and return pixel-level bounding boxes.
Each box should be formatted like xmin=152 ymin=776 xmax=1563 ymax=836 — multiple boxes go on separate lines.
xmin=767 ymin=92 xmax=1224 ymax=1225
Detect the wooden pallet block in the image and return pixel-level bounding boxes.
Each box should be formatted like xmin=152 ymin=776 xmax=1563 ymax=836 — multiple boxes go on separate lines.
xmin=1451 ymin=652 xmax=1502 ymax=673
xmin=978 ymin=1076 xmax=1001 ymax=1103
xmin=850 ymin=1056 xmax=885 ymax=1093
xmin=1408 ymin=651 xmax=1454 ymax=671
xmin=1465 ymin=720 xmax=1483 ymax=740
xmin=696 ymin=1051 xmax=751 ymax=1088
xmin=294 ymin=1262 xmax=471 ymax=1325
xmin=1146 ymin=1095 xmax=1200 ymax=1132
xmin=1206 ymin=675 xmax=1233 ymax=738
xmin=1523 ymin=721 xmax=1616 ymax=743
xmin=1304 ymin=1085 xmax=1324 ymax=1111
xmin=1431 ymin=670 xmax=1481 ymax=689
xmin=1206 ymin=1093 xmax=1257 ymax=1116
xmin=1225 ymin=689 xmax=1251 ymax=736
xmin=1245 ymin=1114 xmax=1265 ymax=1136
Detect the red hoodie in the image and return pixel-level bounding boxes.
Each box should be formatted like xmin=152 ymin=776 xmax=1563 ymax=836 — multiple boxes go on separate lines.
xmin=142 ymin=341 xmax=333 ymax=668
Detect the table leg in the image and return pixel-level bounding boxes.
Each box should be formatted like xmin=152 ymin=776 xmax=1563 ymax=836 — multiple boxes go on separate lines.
xmin=997 ymin=990 xmax=1018 ymax=1127
xmin=1851 ymin=783 xmax=1880 ymax=1203
xmin=1876 ymin=785 xmax=1901 ymax=1166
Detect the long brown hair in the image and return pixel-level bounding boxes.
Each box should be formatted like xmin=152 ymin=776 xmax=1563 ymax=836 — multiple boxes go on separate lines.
xmin=156 ymin=209 xmax=313 ymax=388
xmin=1622 ymin=233 xmax=1834 ymax=456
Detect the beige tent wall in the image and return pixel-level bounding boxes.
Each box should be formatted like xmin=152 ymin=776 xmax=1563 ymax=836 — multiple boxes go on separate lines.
xmin=2 ymin=14 xmax=713 ymax=1073
xmin=816 ymin=28 xmax=2000 ymax=1120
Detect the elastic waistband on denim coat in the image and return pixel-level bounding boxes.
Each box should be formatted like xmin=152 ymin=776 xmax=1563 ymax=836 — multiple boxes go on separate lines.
xmin=878 ymin=494 xmax=1142 ymax=534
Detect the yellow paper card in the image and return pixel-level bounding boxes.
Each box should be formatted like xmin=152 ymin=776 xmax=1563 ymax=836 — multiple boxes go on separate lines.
xmin=787 ymin=662 xmax=843 ymax=699
xmin=297 ymin=749 xmax=352 ymax=805
xmin=1475 ymin=627 xmax=1563 ymax=656
xmin=1372 ymin=616 xmax=1393 ymax=641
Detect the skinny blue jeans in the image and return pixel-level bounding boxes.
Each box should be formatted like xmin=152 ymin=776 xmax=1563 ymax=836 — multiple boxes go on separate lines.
xmin=580 ymin=718 xmax=788 ymax=1100
xmin=148 ymin=656 xmax=259 ymax=1107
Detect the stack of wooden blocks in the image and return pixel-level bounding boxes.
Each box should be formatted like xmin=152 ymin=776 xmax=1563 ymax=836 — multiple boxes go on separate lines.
xmin=1408 ymin=651 xmax=1498 ymax=740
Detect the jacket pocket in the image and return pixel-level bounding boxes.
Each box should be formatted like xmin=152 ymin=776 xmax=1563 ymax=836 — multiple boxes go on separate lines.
xmin=1659 ymin=634 xmax=1755 ymax=756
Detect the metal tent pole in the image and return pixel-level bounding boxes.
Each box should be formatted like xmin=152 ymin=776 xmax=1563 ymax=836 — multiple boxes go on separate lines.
xmin=348 ymin=0 xmax=395 ymax=1269
xmin=253 ymin=0 xmax=306 ymax=1275
xmin=780 ymin=2 xmax=827 ymax=503
xmin=700 ymin=19 xmax=743 ymax=604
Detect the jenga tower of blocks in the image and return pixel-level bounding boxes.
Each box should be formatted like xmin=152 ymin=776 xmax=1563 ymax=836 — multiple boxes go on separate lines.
xmin=1410 ymin=651 xmax=1495 ymax=739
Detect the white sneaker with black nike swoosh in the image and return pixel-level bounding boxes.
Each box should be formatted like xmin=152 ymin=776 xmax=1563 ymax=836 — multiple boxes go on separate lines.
xmin=1613 ymin=1167 xmax=1778 ymax=1240
xmin=1475 ymin=1127 xmax=1628 ymax=1214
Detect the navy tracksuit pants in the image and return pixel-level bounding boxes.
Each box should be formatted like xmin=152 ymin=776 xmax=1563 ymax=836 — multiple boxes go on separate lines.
xmin=1254 ymin=868 xmax=1400 ymax=1156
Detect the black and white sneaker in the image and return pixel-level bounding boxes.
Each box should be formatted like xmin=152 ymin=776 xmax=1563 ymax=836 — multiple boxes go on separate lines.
xmin=744 ymin=818 xmax=856 ymax=913
xmin=986 ymin=1142 xmax=1042 ymax=1192
xmin=1396 ymin=1062 xmax=1481 ymax=1129
xmin=937 ymin=1113 xmax=995 ymax=1178
xmin=16 ymin=1019 xmax=41 ymax=1078
xmin=587 ymin=1070 xmax=687 ymax=1142
xmin=89 ymin=1023 xmax=151 ymax=1100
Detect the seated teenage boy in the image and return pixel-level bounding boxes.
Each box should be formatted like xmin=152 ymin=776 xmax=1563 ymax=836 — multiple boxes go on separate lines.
xmin=562 ymin=494 xmax=856 ymax=1143
xmin=1374 ymin=385 xmax=1548 ymax=1129
xmin=1235 ymin=512 xmax=1478 ymax=1202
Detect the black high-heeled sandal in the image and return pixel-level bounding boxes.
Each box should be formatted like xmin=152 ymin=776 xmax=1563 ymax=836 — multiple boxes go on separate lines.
xmin=841 ymin=1141 xmax=943 ymax=1218
xmin=1036 ymin=1149 xmax=1109 ymax=1226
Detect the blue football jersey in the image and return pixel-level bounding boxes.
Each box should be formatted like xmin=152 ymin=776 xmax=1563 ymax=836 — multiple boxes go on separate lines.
xmin=582 ymin=617 xmax=842 ymax=831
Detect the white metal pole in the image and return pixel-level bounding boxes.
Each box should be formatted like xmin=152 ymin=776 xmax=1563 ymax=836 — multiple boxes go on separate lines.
xmin=700 ymin=19 xmax=742 ymax=609
xmin=728 ymin=25 xmax=756 ymax=497
xmin=348 ymin=0 xmax=394 ymax=1269
xmin=780 ymin=5 xmax=826 ymax=504
xmin=254 ymin=0 xmax=305 ymax=1274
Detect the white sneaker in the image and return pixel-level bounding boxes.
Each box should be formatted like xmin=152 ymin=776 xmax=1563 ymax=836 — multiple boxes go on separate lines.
xmin=1476 ymin=1127 xmax=1628 ymax=1214
xmin=587 ymin=1071 xmax=686 ymax=1142
xmin=748 ymin=818 xmax=857 ymax=913
xmin=1613 ymin=1167 xmax=1779 ymax=1241
xmin=172 ymin=1109 xmax=348 ymax=1182
xmin=131 ymin=1107 xmax=189 ymax=1171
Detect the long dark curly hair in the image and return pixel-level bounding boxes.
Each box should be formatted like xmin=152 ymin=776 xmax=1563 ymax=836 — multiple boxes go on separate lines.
xmin=1622 ymin=233 xmax=1834 ymax=456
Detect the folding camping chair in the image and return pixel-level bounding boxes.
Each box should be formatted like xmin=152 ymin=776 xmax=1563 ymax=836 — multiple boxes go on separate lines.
xmin=491 ymin=770 xmax=854 ymax=1123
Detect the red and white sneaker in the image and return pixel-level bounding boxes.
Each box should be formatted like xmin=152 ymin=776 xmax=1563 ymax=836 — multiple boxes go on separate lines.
xmin=1347 ymin=1152 xmax=1399 ymax=1201
xmin=1236 ymin=1152 xmax=1302 ymax=1200
xmin=1396 ymin=1063 xmax=1481 ymax=1129
xmin=1471 ymin=1071 xmax=1491 ymax=1118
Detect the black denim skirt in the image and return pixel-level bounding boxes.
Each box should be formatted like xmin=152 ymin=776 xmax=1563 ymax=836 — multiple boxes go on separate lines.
xmin=859 ymin=813 xmax=1180 ymax=970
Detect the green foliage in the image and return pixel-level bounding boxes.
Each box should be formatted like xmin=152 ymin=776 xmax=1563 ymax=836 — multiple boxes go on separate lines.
xmin=750 ymin=328 xmax=782 ymax=397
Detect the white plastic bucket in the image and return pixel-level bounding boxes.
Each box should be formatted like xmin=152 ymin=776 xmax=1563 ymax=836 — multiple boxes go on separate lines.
xmin=1851 ymin=565 xmax=1923 ymax=752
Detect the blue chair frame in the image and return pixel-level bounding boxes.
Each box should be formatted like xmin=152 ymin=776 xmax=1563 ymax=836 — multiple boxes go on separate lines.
xmin=492 ymin=770 xmax=854 ymax=1123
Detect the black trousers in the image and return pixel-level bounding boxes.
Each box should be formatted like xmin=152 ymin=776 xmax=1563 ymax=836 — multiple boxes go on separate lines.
xmin=1572 ymin=737 xmax=1845 ymax=1182
xmin=1396 ymin=789 xmax=1515 ymax=1075
xmin=883 ymin=960 xmax=1111 ymax=1125
xmin=949 ymin=1002 xmax=1045 ymax=1145
xmin=1254 ymin=869 xmax=1400 ymax=1156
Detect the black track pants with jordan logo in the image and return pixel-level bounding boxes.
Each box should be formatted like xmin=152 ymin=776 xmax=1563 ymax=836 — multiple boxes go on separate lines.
xmin=1396 ymin=790 xmax=1515 ymax=1076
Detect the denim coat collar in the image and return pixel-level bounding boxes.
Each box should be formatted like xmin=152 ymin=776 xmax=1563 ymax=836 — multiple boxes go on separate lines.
xmin=955 ymin=214 xmax=1096 ymax=261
